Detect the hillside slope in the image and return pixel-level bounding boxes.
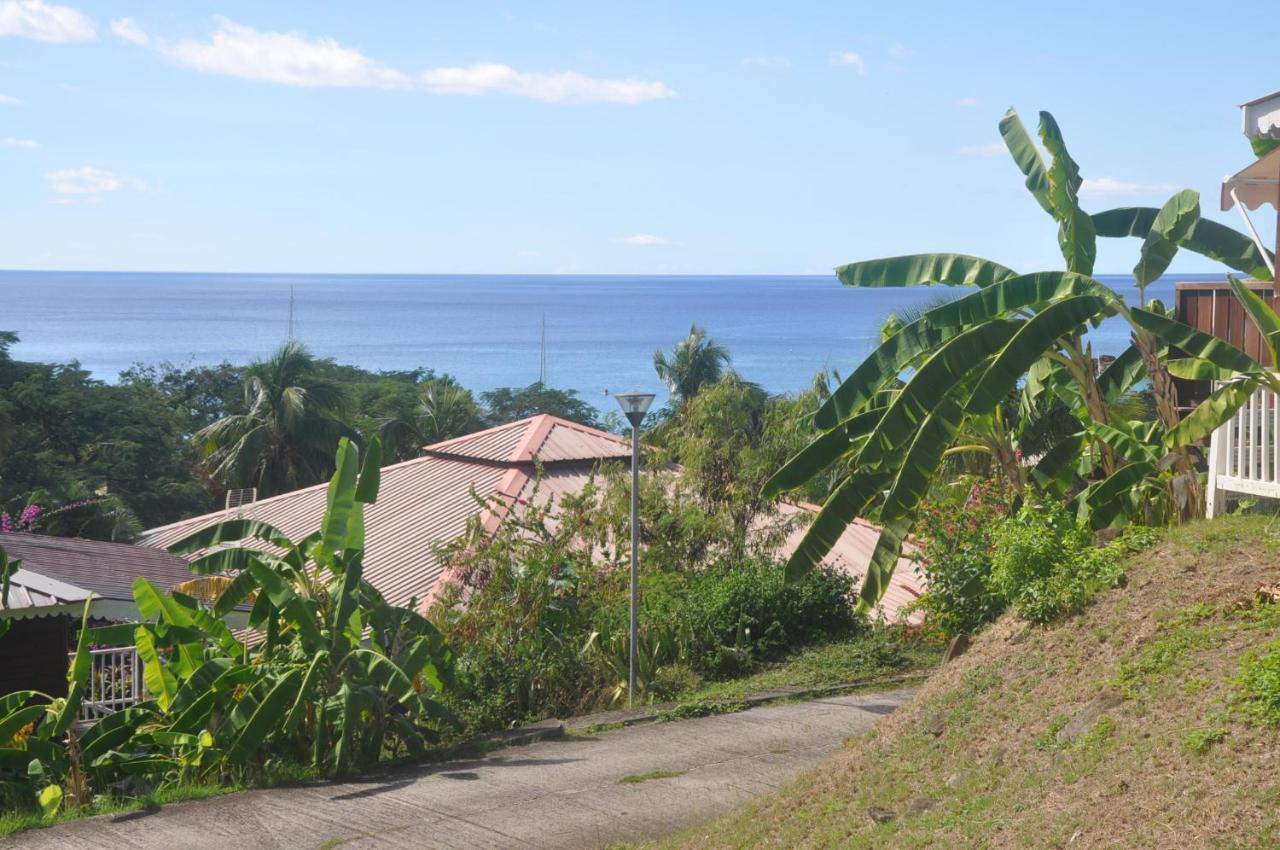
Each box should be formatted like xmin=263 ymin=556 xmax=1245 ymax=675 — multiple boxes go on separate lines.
xmin=657 ymin=516 xmax=1280 ymax=849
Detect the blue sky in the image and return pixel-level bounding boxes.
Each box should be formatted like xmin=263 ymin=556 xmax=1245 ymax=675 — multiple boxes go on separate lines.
xmin=1 ymin=0 xmax=1277 ymax=275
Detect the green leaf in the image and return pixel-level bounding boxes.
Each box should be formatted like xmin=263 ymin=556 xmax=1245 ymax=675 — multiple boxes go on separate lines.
xmin=1094 ymin=207 xmax=1274 ymax=281
xmin=1230 ymin=276 xmax=1280 ymax=366
xmin=0 ymin=704 xmax=46 ymax=747
xmin=1165 ymin=379 xmax=1258 ymax=448
xmin=354 ymin=436 xmax=382 ymax=504
xmin=1129 ymin=308 xmax=1262 ymax=374
xmin=855 ymin=517 xmax=913 ymax=612
xmin=317 ymin=437 xmax=360 ymax=565
xmin=1097 ymin=345 xmax=1148 ymax=401
xmin=967 ymin=296 xmax=1110 ymax=414
xmin=282 ymin=651 xmax=328 ymax=735
xmin=1038 ymin=112 xmax=1096 ymax=275
xmin=37 ymin=783 xmax=62 ymax=820
xmin=835 ymin=254 xmax=1018 ymax=289
xmin=815 ymin=271 xmax=1111 ymax=428
xmin=1030 ymin=432 xmax=1084 ymax=492
xmin=79 ymin=706 xmax=155 ymax=764
xmin=1134 ymin=190 xmax=1200 ymax=287
xmin=762 ymin=406 xmax=884 ymax=497
xmin=135 ymin=626 xmax=178 ymax=712
xmin=1079 ymin=461 xmax=1154 ymax=529
xmin=52 ymin=600 xmax=93 ymax=737
xmin=166 ymin=519 xmax=295 ymax=557
xmin=783 ymin=464 xmax=896 ymax=583
xmin=226 ymin=669 xmax=302 ymax=764
xmin=881 ymin=395 xmax=964 ymax=522
xmin=1165 ymin=358 xmax=1238 ymax=381
xmin=245 ymin=560 xmax=324 ymax=645
xmin=212 ymin=570 xmax=259 ymax=618
xmin=999 ymin=107 xmax=1053 ymax=214
xmin=347 ymin=649 xmax=420 ymax=706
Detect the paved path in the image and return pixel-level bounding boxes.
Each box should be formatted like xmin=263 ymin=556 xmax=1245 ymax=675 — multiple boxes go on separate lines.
xmin=7 ymin=688 xmax=914 ymax=850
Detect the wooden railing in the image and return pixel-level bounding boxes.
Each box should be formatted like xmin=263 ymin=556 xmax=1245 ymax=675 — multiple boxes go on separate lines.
xmin=1206 ymin=380 xmax=1280 ymax=517
xmin=70 ymin=645 xmax=142 ymax=721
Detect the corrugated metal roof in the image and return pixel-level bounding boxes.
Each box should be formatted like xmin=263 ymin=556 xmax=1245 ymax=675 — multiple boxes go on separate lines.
xmin=0 ymin=568 xmax=94 ymax=613
xmin=0 ymin=533 xmax=195 ymax=603
xmin=139 ymin=416 xmax=926 ymax=623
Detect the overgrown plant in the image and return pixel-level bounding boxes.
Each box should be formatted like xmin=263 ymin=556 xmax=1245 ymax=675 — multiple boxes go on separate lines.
xmin=0 ymin=437 xmax=457 ymax=818
xmin=771 ymin=107 xmax=1280 ymax=609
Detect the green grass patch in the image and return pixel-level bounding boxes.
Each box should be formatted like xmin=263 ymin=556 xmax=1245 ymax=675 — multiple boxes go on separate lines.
xmin=1234 ymin=639 xmax=1280 ymax=727
xmin=1183 ymin=727 xmax=1227 ymax=755
xmin=617 ymin=769 xmax=687 ymax=785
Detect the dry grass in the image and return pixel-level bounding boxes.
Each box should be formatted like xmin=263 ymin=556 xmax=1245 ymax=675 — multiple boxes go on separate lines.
xmin=651 ymin=515 xmax=1280 ymax=849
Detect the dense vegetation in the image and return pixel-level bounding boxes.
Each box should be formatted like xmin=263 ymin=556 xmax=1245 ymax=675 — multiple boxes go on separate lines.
xmin=772 ymin=107 xmax=1278 ymax=614
xmin=0 ymin=333 xmax=610 ymax=538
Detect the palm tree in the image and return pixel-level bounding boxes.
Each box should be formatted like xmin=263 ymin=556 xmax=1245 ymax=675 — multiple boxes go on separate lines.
xmin=653 ymin=324 xmax=732 ymax=407
xmin=195 ymin=341 xmax=356 ymax=496
xmin=380 ymin=380 xmax=483 ymax=460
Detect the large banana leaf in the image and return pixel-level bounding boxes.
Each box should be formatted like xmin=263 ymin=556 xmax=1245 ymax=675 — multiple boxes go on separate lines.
xmin=1000 ymin=108 xmax=1053 ymax=214
xmin=135 ymin=626 xmax=178 ymax=712
xmin=763 ymin=406 xmax=884 ymax=497
xmin=1164 ymin=378 xmax=1259 ymax=448
xmin=1230 ymin=276 xmax=1280 ymax=365
xmin=1078 ymin=461 xmax=1154 ymax=528
xmin=967 ymin=296 xmax=1109 ymax=414
xmin=835 ymin=254 xmax=1018 ymax=288
xmin=225 ymin=669 xmax=302 ymax=764
xmin=317 ymin=437 xmax=361 ymax=566
xmin=783 ymin=464 xmax=895 ymax=582
xmin=1030 ymin=432 xmax=1085 ymax=493
xmin=1038 ymin=111 xmax=1096 ymax=275
xmin=1134 ymin=190 xmax=1200 ymax=287
xmin=880 ymin=395 xmax=965 ymax=522
xmin=855 ymin=517 xmax=913 ymax=612
xmin=815 ymin=271 xmax=1110 ymax=428
xmin=861 ymin=321 xmax=1021 ymax=468
xmin=245 ymin=560 xmax=325 ymax=645
xmin=167 ymin=518 xmax=295 ymax=557
xmin=1129 ymin=308 xmax=1262 ymax=374
xmin=1093 ymin=207 xmax=1274 ymax=280
xmin=48 ymin=601 xmax=93 ymax=737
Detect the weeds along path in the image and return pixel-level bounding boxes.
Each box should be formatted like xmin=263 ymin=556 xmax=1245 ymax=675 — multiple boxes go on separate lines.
xmin=4 ymin=688 xmax=914 ymax=850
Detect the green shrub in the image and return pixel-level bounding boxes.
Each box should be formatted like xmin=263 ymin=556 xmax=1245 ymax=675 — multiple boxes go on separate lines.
xmin=911 ymin=478 xmax=1011 ymax=637
xmin=1235 ymin=640 xmax=1280 ymax=727
xmin=990 ymin=503 xmax=1127 ymax=624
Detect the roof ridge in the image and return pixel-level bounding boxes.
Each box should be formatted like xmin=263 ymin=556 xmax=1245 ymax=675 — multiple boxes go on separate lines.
xmin=421 ymin=415 xmax=537 ymax=454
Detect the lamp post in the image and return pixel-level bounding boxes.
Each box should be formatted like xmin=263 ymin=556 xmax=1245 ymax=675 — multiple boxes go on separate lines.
xmin=614 ymin=390 xmax=655 ymax=706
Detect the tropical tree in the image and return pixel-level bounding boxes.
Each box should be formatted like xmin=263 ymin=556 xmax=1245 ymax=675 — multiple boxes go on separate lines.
xmin=653 ymin=324 xmax=732 ymax=407
xmin=772 ymin=107 xmax=1278 ymax=611
xmin=379 ymin=378 xmax=484 ymax=461
xmin=194 ymin=340 xmax=357 ymax=497
xmin=481 ymin=381 xmax=601 ymax=427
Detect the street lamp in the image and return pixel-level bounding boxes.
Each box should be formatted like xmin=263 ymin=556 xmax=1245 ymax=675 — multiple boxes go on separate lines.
xmin=614 ymin=390 xmax=655 ymax=706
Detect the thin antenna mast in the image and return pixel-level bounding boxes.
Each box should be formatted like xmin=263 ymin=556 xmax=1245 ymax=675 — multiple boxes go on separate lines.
xmin=539 ymin=312 xmax=547 ymax=384
xmin=287 ymin=285 xmax=296 ymax=340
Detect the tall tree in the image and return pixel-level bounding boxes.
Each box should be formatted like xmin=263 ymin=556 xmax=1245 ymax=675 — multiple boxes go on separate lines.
xmin=480 ymin=382 xmax=601 ymax=428
xmin=195 ymin=341 xmax=357 ymax=497
xmin=653 ymin=324 xmax=731 ymax=407
xmin=380 ymin=379 xmax=484 ymax=461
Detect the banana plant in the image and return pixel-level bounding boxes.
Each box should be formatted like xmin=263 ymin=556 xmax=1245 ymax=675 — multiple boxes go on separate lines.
xmin=772 ymin=108 xmax=1277 ymax=611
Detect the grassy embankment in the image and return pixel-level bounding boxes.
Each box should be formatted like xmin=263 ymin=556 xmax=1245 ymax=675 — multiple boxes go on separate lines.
xmin=650 ymin=514 xmax=1280 ymax=849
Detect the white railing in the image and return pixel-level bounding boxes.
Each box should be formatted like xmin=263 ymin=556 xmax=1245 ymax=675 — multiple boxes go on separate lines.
xmin=1206 ymin=381 xmax=1280 ymax=517
xmin=70 ymin=645 xmax=142 ymax=721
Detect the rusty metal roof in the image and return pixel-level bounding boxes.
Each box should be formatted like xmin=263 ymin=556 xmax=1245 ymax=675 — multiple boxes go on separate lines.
xmin=424 ymin=414 xmax=631 ymax=464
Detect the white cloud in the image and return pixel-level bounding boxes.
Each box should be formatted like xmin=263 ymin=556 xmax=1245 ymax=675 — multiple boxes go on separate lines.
xmin=957 ymin=96 xmax=979 ymax=107
xmin=741 ymin=55 xmax=789 ymax=67
xmin=159 ymin=17 xmax=674 ymax=104
xmin=0 ymin=0 xmax=94 ymax=42
xmin=47 ymin=165 xmax=137 ymax=195
xmin=1 ymin=136 xmax=37 ymax=147
xmin=163 ymin=16 xmax=410 ymax=88
xmin=421 ymin=63 xmax=674 ymax=104
xmin=956 ymin=142 xmax=1006 ymax=157
xmin=620 ymin=233 xmax=667 ymax=246
xmin=109 ymin=16 xmax=147 ymax=45
xmin=1080 ymin=177 xmax=1180 ymax=199
xmin=829 ymin=51 xmax=865 ymax=74
xmin=887 ymin=42 xmax=909 ymax=58
xmin=0 ymin=93 xmax=19 ymax=105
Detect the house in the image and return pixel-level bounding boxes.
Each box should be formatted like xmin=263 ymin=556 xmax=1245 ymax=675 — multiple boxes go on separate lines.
xmin=0 ymin=533 xmax=196 ymax=699
xmin=139 ymin=414 xmax=925 ymax=622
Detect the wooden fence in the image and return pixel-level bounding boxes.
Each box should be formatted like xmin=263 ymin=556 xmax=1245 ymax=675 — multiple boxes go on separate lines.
xmin=1174 ymin=282 xmax=1278 ymax=407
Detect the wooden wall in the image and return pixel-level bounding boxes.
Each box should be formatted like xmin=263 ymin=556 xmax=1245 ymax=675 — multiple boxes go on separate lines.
xmin=1173 ymin=282 xmax=1277 ymax=407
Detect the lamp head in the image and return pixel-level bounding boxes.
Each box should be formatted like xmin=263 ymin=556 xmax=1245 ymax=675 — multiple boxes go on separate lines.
xmin=614 ymin=391 xmax=655 ymax=427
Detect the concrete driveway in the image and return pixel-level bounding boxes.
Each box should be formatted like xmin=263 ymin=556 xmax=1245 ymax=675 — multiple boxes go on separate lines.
xmin=6 ymin=688 xmax=914 ymax=850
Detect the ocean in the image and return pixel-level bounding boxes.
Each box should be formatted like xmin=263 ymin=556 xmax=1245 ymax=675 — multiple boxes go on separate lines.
xmin=0 ymin=271 xmax=1215 ymax=411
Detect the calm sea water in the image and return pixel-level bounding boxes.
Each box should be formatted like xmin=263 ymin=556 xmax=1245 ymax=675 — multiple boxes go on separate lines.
xmin=0 ymin=271 xmax=1216 ymax=411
